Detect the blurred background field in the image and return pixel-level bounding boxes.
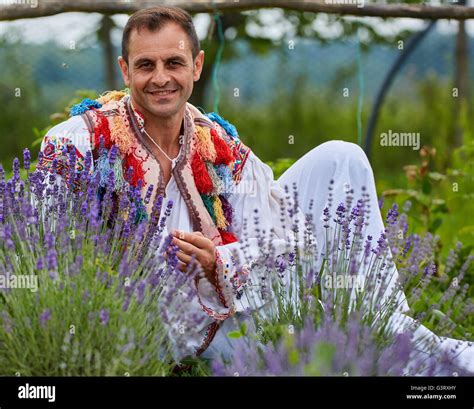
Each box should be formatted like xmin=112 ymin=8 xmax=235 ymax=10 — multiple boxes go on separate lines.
xmin=1 ymin=3 xmax=473 ymax=265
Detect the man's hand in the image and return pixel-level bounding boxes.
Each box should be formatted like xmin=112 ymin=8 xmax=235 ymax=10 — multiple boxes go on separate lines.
xmin=170 ymin=230 xmax=217 ymax=285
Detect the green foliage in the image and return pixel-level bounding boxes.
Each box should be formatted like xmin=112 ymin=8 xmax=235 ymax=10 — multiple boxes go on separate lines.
xmin=265 ymin=158 xmax=295 ymax=180
xmin=0 ymin=236 xmax=172 ymax=376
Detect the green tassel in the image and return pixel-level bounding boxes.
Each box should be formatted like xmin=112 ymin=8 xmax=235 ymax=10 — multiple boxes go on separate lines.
xmin=112 ymin=157 xmax=126 ymax=191
xmin=201 ymin=194 xmax=217 ymax=224
xmin=134 ymin=200 xmax=149 ymax=224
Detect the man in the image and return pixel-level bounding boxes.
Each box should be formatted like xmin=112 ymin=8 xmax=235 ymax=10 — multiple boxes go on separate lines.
xmin=37 ymin=6 xmax=474 ymax=371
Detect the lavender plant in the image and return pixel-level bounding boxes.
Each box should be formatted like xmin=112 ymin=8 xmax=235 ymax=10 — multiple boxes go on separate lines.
xmin=0 ymin=148 xmax=206 ymax=376
xmin=212 ymin=182 xmax=474 ymax=376
xmin=1 ymin=146 xmax=472 ymax=377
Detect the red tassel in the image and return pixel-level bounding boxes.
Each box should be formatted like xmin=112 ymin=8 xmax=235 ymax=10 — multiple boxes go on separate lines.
xmin=211 ymin=129 xmax=234 ymax=166
xmin=94 ymin=112 xmax=112 ymax=150
xmin=124 ymin=153 xmax=146 ymax=187
xmin=191 ymin=153 xmax=213 ymax=194
xmin=219 ymin=229 xmax=238 ymax=244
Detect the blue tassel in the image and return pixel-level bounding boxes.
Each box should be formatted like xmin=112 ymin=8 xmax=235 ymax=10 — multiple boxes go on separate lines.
xmin=70 ymin=98 xmax=102 ymax=116
xmin=93 ymin=149 xmax=111 ymax=189
xmin=93 ymin=148 xmax=127 ymax=193
xmin=206 ymin=112 xmax=239 ymax=140
xmin=215 ymin=164 xmax=233 ymax=198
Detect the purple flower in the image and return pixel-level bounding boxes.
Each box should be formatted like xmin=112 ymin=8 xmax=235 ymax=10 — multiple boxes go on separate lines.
xmin=323 ymin=207 xmax=330 ymax=229
xmin=386 ymin=204 xmax=399 ymax=225
xmin=12 ymin=157 xmax=20 ymax=182
xmin=136 ymin=280 xmax=146 ymax=305
xmin=1 ymin=311 xmax=13 ymax=333
xmin=275 ymin=255 xmax=287 ymax=274
xmin=46 ymin=248 xmax=58 ymax=271
xmin=39 ymin=309 xmax=52 ymax=327
xmin=334 ymin=203 xmax=346 ymax=224
xmin=36 ymin=257 xmax=44 ymax=270
xmin=23 ymin=149 xmax=31 ymax=172
xmin=82 ymin=290 xmax=90 ymax=301
xmin=99 ymin=309 xmax=110 ymax=326
xmin=109 ymin=145 xmax=119 ymax=165
xmin=144 ymin=184 xmax=154 ymax=205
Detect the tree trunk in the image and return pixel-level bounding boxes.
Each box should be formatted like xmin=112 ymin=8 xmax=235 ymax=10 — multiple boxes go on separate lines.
xmin=97 ymin=15 xmax=117 ymax=91
xmin=454 ymin=12 xmax=469 ymax=148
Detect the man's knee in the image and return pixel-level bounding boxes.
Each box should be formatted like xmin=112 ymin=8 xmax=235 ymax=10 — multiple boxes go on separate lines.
xmin=306 ymin=140 xmax=370 ymax=169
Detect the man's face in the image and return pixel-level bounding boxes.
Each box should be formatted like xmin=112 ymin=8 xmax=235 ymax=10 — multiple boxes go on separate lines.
xmin=118 ymin=22 xmax=204 ymax=120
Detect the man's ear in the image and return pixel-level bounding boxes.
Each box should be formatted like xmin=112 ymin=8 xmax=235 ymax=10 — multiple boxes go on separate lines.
xmin=193 ymin=50 xmax=205 ymax=82
xmin=118 ymin=56 xmax=130 ymax=87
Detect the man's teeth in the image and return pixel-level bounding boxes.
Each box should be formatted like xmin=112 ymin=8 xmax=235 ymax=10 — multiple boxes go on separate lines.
xmin=151 ymin=90 xmax=175 ymax=95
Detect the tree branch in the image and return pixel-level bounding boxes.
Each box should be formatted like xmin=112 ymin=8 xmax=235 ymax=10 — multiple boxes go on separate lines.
xmin=1 ymin=0 xmax=474 ymax=21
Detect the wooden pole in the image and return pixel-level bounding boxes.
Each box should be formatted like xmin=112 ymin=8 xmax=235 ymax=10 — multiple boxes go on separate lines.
xmin=2 ymin=0 xmax=474 ymax=21
xmin=454 ymin=0 xmax=469 ymax=148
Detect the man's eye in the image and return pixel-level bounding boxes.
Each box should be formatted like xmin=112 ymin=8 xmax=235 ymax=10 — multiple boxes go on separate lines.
xmin=139 ymin=62 xmax=152 ymax=68
xmin=169 ymin=61 xmax=182 ymax=66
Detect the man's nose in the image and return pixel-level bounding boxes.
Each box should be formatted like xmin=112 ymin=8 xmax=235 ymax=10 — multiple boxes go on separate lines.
xmin=151 ymin=65 xmax=171 ymax=87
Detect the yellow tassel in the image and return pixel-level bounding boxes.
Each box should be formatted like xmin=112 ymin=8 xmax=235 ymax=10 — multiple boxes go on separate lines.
xmin=110 ymin=116 xmax=134 ymax=155
xmin=195 ymin=126 xmax=216 ymax=162
xmin=97 ymin=90 xmax=127 ymax=105
xmin=213 ymin=196 xmax=228 ymax=229
xmin=119 ymin=208 xmax=129 ymax=222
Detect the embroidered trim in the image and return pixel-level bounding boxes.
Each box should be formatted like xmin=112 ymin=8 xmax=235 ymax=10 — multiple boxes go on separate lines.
xmin=80 ymin=112 xmax=95 ymax=149
xmin=37 ymin=135 xmax=85 ymax=191
xmin=195 ymin=321 xmax=221 ymax=356
xmin=171 ymin=107 xmax=205 ymax=233
xmin=123 ymin=98 xmax=158 ymax=190
xmin=214 ymin=249 xmax=231 ymax=308
xmin=194 ymin=249 xmax=235 ymax=323
xmin=232 ymin=141 xmax=251 ymax=184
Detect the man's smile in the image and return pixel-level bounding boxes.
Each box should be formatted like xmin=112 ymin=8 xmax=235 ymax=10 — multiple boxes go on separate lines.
xmin=148 ymin=89 xmax=178 ymax=99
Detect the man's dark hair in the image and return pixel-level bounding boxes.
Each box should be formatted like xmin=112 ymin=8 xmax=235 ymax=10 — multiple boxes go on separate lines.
xmin=122 ymin=6 xmax=200 ymax=63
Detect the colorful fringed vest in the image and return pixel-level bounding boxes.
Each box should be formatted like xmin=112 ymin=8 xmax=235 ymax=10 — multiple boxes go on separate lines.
xmin=72 ymin=91 xmax=251 ymax=246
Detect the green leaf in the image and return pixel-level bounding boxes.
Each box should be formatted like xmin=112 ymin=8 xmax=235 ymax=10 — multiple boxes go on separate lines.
xmin=428 ymin=218 xmax=443 ymax=232
xmin=227 ymin=331 xmax=243 ymax=339
xmin=31 ymin=136 xmax=43 ymax=148
xmin=288 ymin=350 xmax=299 ymax=366
xmin=422 ymin=178 xmax=432 ymax=195
xmin=239 ymin=322 xmax=248 ymax=336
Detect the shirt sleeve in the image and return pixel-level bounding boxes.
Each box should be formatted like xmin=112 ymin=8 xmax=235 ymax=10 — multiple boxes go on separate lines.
xmin=196 ymin=151 xmax=313 ymax=318
xmin=37 ymin=115 xmax=93 ymax=178
xmin=33 ymin=116 xmax=93 ymax=221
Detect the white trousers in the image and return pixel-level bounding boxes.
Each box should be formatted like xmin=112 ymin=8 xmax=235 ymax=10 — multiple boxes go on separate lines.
xmin=202 ymin=140 xmax=474 ymax=374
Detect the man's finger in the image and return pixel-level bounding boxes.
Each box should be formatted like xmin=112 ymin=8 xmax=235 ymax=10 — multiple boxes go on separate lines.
xmin=172 ymin=237 xmax=203 ymax=257
xmin=176 ymin=250 xmax=192 ymax=265
xmin=171 ymin=230 xmax=209 ymax=249
xmin=177 ymin=261 xmax=188 ymax=273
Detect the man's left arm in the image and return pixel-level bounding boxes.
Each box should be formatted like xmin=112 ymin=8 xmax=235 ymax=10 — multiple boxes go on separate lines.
xmin=172 ymin=150 xmax=311 ymax=319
